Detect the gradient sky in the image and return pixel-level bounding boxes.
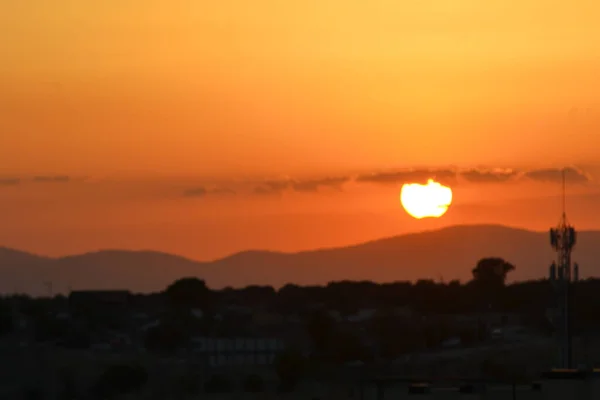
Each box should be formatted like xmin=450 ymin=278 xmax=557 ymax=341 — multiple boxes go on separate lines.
xmin=1 ymin=0 xmax=600 ymax=260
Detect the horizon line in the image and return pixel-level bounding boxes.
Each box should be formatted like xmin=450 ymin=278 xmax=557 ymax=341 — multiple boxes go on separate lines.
xmin=2 ymin=223 xmax=596 ymax=262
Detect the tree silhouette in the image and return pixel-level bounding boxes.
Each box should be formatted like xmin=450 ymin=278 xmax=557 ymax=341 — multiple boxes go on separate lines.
xmin=471 ymin=258 xmax=515 ymax=311
xmin=144 ymin=322 xmax=187 ymax=353
xmin=306 ymin=310 xmax=336 ymax=358
xmin=57 ymin=366 xmax=78 ymax=400
xmin=164 ymin=277 xmax=212 ymax=310
xmin=471 ymin=258 xmax=515 ymax=288
xmin=177 ymin=373 xmax=201 ymax=398
xmin=275 ymin=348 xmax=306 ymax=392
xmin=0 ymin=299 xmax=13 ymax=336
xmin=243 ymin=374 xmax=265 ymax=393
xmin=91 ymin=364 xmax=147 ymax=399
xmin=204 ymin=374 xmax=233 ymax=394
xmin=331 ymin=331 xmax=371 ymax=363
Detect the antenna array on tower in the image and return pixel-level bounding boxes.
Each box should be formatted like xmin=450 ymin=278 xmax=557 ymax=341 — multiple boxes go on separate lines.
xmin=548 ymin=168 xmax=579 ymax=369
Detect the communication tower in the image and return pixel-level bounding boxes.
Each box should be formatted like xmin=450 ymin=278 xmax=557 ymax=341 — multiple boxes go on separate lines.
xmin=549 ymin=169 xmax=579 ymax=369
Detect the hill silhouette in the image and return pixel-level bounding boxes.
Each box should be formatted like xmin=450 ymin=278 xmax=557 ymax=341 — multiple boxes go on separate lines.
xmin=1 ymin=224 xmax=598 ymax=296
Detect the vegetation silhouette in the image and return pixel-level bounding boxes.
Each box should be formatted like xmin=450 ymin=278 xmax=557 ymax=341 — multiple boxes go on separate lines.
xmin=243 ymin=374 xmax=266 ymax=393
xmin=472 ymin=257 xmax=515 ymax=287
xmin=275 ymin=348 xmax=307 ymax=392
xmin=164 ymin=277 xmax=212 ymax=310
xmin=57 ymin=366 xmax=78 ymax=400
xmin=91 ymin=363 xmax=147 ymax=399
xmin=144 ymin=321 xmax=188 ymax=353
xmin=177 ymin=372 xmax=202 ymax=397
xmin=204 ymin=374 xmax=233 ymax=394
xmin=7 ymin=255 xmax=600 ymax=395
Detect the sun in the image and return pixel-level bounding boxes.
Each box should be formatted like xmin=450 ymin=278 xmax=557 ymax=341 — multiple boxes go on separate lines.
xmin=400 ymin=179 xmax=453 ymax=219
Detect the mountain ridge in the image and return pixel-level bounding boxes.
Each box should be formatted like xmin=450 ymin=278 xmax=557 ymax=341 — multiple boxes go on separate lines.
xmin=0 ymin=224 xmax=590 ymax=262
xmin=1 ymin=224 xmax=599 ymax=296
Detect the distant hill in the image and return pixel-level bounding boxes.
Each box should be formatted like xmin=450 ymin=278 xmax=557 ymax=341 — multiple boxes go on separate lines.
xmin=1 ymin=224 xmax=599 ymax=296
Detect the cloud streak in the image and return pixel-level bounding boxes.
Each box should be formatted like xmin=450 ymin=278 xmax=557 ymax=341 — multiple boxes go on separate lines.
xmin=460 ymin=168 xmax=519 ymax=183
xmin=0 ymin=178 xmax=20 ymax=186
xmin=523 ymin=167 xmax=590 ymax=184
xmin=246 ymin=166 xmax=594 ymax=197
xmin=183 ymin=187 xmax=208 ymax=197
xmin=253 ymin=176 xmax=350 ymax=195
xmin=2 ymin=166 xmax=592 ymax=201
xmin=354 ymin=166 xmax=592 ymax=187
xmin=32 ymin=175 xmax=70 ymax=183
xmin=291 ymin=177 xmax=350 ymax=192
xmin=1 ymin=175 xmax=83 ymax=189
xmin=183 ymin=186 xmax=235 ymax=198
xmin=356 ymin=169 xmax=457 ymax=186
xmin=252 ymin=180 xmax=290 ymax=195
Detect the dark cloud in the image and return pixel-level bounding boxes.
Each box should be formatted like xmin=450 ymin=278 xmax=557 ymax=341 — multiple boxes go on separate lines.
xmin=183 ymin=187 xmax=208 ymax=197
xmin=0 ymin=178 xmax=20 ymax=186
xmin=211 ymin=187 xmax=236 ymax=195
xmin=292 ymin=177 xmax=350 ymax=192
xmin=355 ymin=167 xmax=592 ymax=187
xmin=355 ymin=169 xmax=457 ymax=186
xmin=460 ymin=169 xmax=519 ymax=183
xmin=183 ymin=186 xmax=235 ymax=198
xmin=253 ymin=180 xmax=290 ymax=195
xmin=254 ymin=176 xmax=350 ymax=195
xmin=253 ymin=186 xmax=275 ymax=195
xmin=32 ymin=175 xmax=70 ymax=183
xmin=247 ymin=165 xmax=594 ymax=197
xmin=523 ymin=167 xmax=590 ymax=184
xmin=265 ymin=180 xmax=290 ymax=192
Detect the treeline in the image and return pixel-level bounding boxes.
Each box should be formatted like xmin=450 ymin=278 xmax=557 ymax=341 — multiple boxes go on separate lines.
xmin=164 ymin=257 xmax=521 ymax=313
xmin=1 ymin=257 xmax=598 ymax=385
xmin=214 ymin=278 xmax=600 ymax=330
xmin=2 ymin=257 xmax=599 ymax=331
xmin=161 ymin=257 xmax=593 ymax=323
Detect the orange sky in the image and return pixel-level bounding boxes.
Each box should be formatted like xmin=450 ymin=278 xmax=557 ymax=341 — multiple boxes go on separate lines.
xmin=1 ymin=1 xmax=600 ymax=260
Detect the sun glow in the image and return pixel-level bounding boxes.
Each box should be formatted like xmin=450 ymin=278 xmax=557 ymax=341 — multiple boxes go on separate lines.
xmin=400 ymin=179 xmax=453 ymax=219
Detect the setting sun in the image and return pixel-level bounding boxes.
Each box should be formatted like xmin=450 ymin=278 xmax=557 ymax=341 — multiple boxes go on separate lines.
xmin=400 ymin=179 xmax=453 ymax=219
